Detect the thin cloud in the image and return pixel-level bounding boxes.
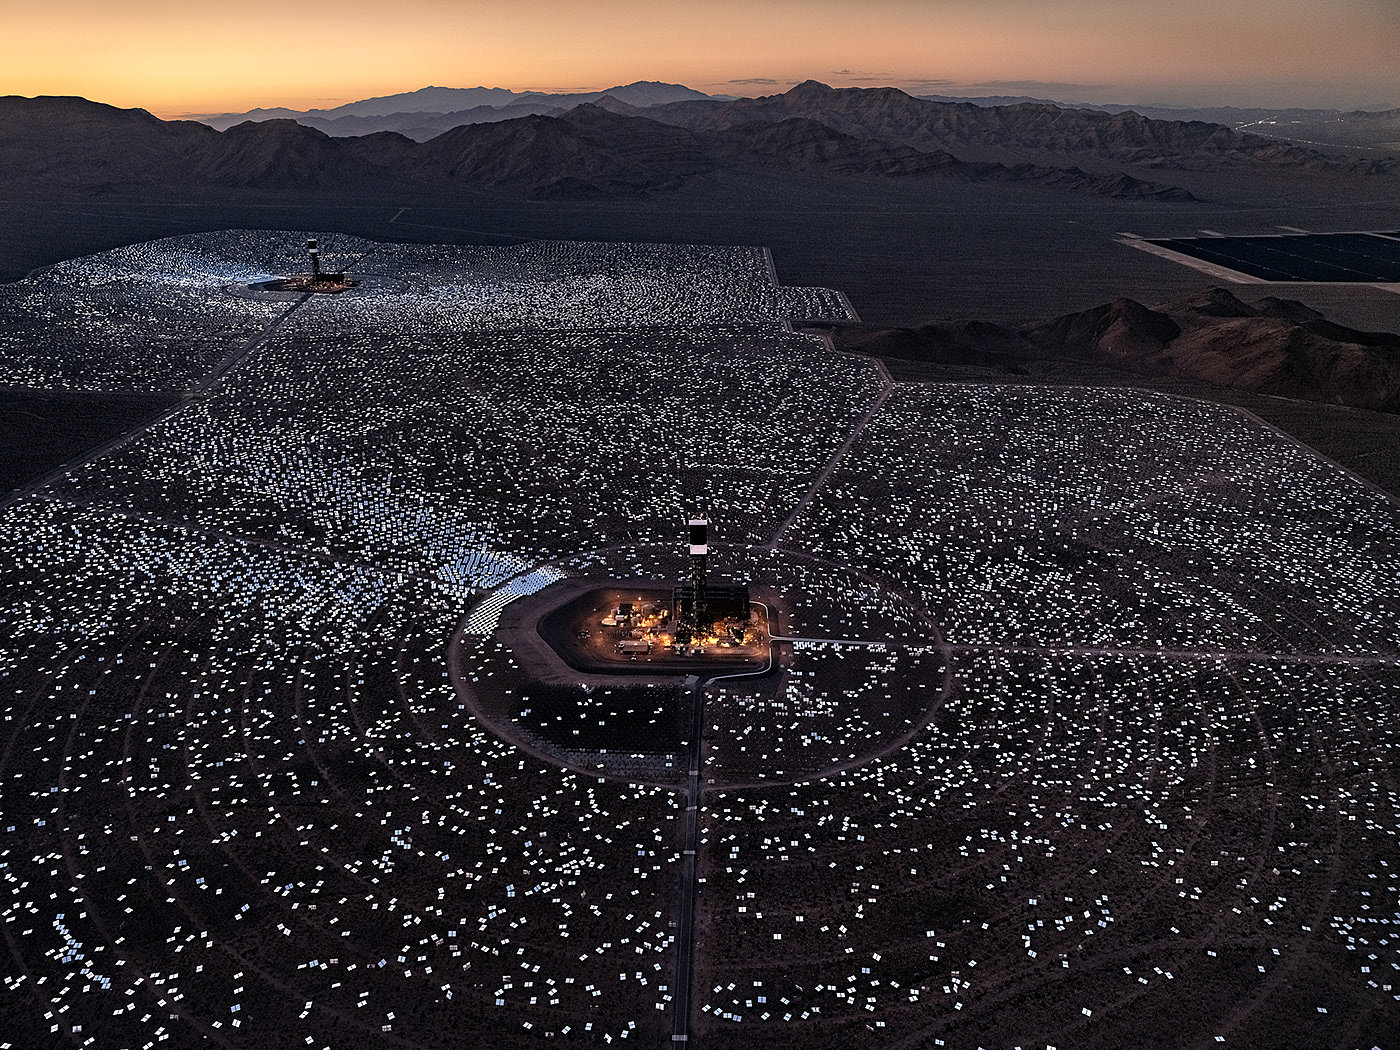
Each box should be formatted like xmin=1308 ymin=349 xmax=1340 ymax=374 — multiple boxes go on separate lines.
xmin=965 ymin=79 xmax=1111 ymax=94
xmin=727 ymin=77 xmax=779 ymax=85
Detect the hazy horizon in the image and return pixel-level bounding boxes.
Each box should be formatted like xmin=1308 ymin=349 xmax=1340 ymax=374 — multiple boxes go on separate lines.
xmin=156 ymin=77 xmax=1400 ymax=121
xmin=6 ymin=0 xmax=1398 ymax=117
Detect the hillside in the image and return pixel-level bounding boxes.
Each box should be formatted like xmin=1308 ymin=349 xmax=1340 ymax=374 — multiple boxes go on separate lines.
xmin=839 ymin=288 xmax=1400 ymax=412
xmin=412 ymin=106 xmax=716 ymax=197
xmin=0 ymin=96 xmax=216 ymax=189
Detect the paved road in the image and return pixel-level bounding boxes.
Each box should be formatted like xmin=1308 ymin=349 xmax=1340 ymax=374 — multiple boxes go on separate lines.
xmin=668 ymin=606 xmax=953 ymax=1040
xmin=190 ymin=291 xmax=313 ymax=395
xmin=671 ymin=676 xmax=705 ymax=1044
xmin=765 ymin=357 xmax=893 ymax=549
xmin=0 ymin=292 xmax=312 ymax=513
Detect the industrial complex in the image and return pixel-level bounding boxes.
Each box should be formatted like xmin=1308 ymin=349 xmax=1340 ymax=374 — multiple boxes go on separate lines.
xmin=0 ymin=231 xmax=1396 ymax=1049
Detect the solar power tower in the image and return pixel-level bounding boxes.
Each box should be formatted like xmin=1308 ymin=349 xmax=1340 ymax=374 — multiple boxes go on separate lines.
xmin=689 ymin=516 xmax=709 ymax=629
xmin=304 ymin=238 xmax=347 ymax=290
xmin=674 ymin=517 xmax=710 ymax=645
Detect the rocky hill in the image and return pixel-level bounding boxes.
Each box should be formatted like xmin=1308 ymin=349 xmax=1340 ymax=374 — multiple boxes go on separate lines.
xmin=0 ymin=97 xmax=214 ymax=190
xmin=839 ymin=288 xmax=1400 ymax=412
xmin=411 ymin=106 xmax=714 ymax=197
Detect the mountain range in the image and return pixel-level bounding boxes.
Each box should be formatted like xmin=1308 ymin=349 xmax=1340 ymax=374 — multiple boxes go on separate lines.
xmin=192 ymin=81 xmax=716 ymax=122
xmin=5 ymin=81 xmax=1400 ymax=207
xmin=1 ymin=86 xmax=1226 ymax=200
xmin=190 ymin=81 xmax=722 ymax=139
xmin=636 ymin=81 xmax=1396 ymax=174
xmin=186 ymin=81 xmax=1400 ymax=155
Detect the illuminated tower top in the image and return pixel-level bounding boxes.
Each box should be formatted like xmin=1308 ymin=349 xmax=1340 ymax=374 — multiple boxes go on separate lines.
xmin=688 ymin=518 xmax=708 ymax=556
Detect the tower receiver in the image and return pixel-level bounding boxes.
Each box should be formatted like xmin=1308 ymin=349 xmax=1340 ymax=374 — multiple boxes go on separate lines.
xmin=674 ymin=517 xmax=711 ymax=645
xmin=689 ymin=517 xmax=709 ymax=633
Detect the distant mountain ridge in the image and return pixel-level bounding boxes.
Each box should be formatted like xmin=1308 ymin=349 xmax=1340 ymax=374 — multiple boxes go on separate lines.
xmin=189 ymin=80 xmax=1400 ymax=157
xmin=193 ymin=81 xmax=721 ymax=136
xmin=220 ymin=103 xmax=574 ymax=143
xmin=7 ymin=82 xmax=1399 ymax=206
xmin=644 ymin=81 xmax=1396 ymax=174
xmin=915 ymin=96 xmax=1400 ymax=154
xmin=0 ymin=91 xmax=1203 ymax=200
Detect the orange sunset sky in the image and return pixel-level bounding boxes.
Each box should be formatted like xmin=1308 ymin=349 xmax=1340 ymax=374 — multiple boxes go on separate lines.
xmin=5 ymin=0 xmax=1398 ymax=116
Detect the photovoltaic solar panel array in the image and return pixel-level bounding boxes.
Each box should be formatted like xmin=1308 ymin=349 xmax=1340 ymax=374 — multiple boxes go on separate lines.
xmin=1147 ymin=232 xmax=1400 ymax=282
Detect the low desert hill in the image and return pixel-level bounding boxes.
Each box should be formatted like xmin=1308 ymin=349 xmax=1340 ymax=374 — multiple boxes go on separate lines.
xmin=838 ymin=288 xmax=1400 ymax=413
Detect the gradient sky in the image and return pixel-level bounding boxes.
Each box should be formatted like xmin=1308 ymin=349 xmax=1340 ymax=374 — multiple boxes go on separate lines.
xmin=5 ymin=0 xmax=1398 ymax=115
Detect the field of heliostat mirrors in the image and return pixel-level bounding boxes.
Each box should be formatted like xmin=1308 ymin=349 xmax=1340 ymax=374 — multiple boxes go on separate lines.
xmin=0 ymin=230 xmax=1396 ymax=1049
